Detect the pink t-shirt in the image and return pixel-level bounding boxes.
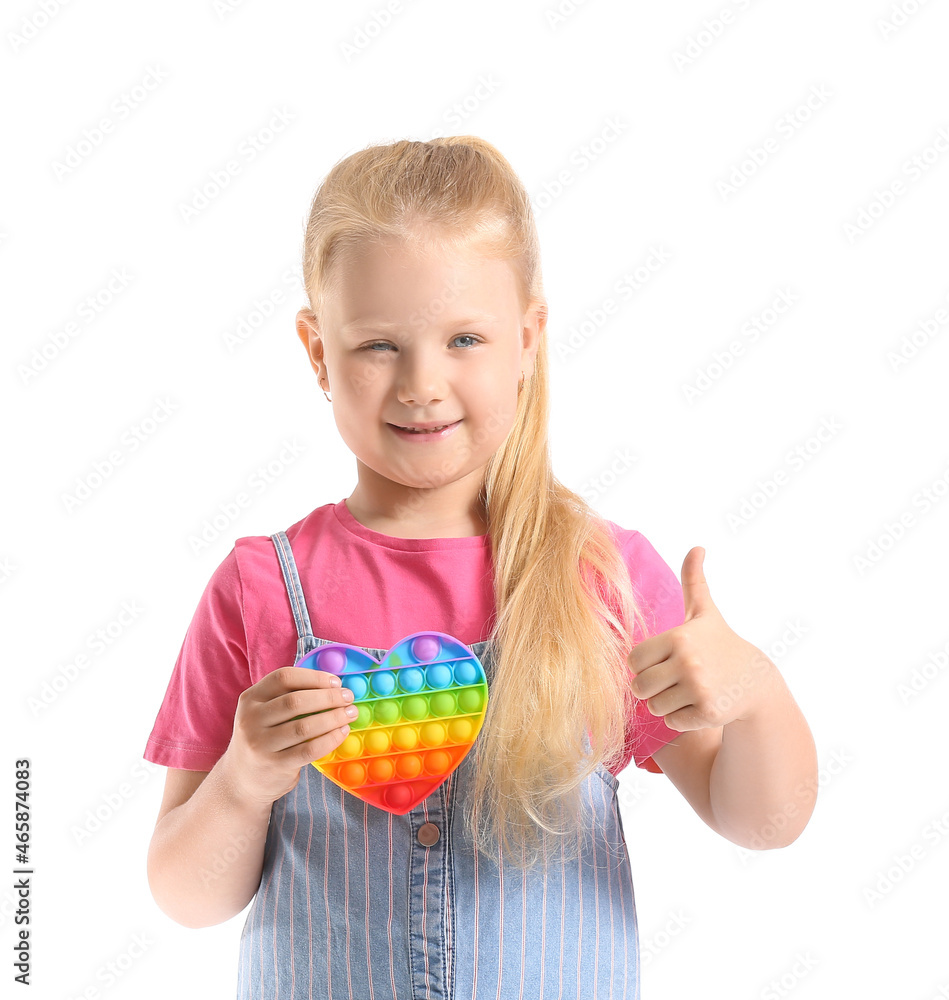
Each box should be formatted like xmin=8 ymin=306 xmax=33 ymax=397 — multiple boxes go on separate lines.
xmin=143 ymin=499 xmax=684 ymax=776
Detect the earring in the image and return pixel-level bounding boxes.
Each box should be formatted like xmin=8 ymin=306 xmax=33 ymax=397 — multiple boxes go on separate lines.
xmin=321 ymin=376 xmax=332 ymax=403
xmin=517 ymin=371 xmax=525 ymax=395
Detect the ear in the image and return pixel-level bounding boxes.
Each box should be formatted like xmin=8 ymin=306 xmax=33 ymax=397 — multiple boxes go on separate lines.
xmin=296 ymin=309 xmax=326 ymax=380
xmin=520 ymin=300 xmax=547 ymax=380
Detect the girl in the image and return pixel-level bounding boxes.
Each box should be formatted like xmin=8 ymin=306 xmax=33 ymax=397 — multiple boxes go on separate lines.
xmin=144 ymin=136 xmax=817 ymax=999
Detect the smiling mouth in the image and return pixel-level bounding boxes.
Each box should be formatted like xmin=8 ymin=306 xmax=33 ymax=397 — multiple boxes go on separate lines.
xmin=389 ymin=421 xmax=460 ymax=434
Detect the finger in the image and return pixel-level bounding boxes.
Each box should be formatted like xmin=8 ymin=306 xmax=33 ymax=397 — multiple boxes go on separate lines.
xmin=628 ymin=629 xmax=676 ymax=676
xmin=681 ymin=546 xmax=714 ymax=622
xmin=258 ymin=684 xmax=357 ymax=730
xmin=278 ymin=721 xmax=353 ymax=768
xmin=660 ymin=705 xmax=709 ymax=733
xmin=639 ymin=682 xmax=691 ymax=723
xmin=266 ymin=703 xmax=359 ymax=756
xmin=253 ymin=665 xmax=344 ymax=701
xmin=629 ymin=657 xmax=676 ymax=702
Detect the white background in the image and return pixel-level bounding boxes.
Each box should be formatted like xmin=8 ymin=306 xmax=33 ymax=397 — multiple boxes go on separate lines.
xmin=3 ymin=0 xmax=948 ymax=997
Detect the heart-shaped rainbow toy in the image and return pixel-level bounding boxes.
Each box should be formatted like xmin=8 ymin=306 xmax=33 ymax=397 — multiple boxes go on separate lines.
xmin=296 ymin=631 xmax=489 ymax=814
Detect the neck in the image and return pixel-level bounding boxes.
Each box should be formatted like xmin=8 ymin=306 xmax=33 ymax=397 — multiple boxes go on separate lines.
xmin=346 ymin=469 xmax=488 ymax=539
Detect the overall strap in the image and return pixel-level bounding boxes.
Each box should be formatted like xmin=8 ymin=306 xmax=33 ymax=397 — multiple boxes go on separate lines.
xmin=270 ymin=531 xmax=314 ymax=648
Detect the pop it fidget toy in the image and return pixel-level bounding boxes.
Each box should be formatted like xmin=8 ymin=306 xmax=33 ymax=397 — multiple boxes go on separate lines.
xmin=296 ymin=631 xmax=489 ymax=815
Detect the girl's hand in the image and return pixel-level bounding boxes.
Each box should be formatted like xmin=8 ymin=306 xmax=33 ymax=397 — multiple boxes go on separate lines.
xmin=218 ymin=667 xmax=357 ymax=806
xmin=628 ymin=547 xmax=779 ymax=731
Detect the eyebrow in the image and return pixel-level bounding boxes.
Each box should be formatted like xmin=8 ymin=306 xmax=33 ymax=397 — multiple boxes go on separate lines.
xmin=340 ymin=314 xmax=498 ymax=333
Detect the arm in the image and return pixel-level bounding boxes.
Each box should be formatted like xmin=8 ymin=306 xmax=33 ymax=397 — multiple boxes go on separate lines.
xmin=631 ymin=546 xmax=818 ymax=850
xmin=146 ymin=666 xmax=356 ymax=928
xmin=707 ymin=657 xmax=817 ymax=848
xmin=146 ymin=759 xmax=273 ymax=928
xmin=652 ymin=659 xmax=818 ymax=849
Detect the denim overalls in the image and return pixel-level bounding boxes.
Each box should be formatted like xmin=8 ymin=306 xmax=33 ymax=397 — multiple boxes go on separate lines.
xmin=236 ymin=530 xmax=642 ymax=999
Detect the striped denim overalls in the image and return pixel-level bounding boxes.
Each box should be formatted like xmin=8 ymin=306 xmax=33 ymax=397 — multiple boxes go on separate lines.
xmin=236 ymin=530 xmax=642 ymax=999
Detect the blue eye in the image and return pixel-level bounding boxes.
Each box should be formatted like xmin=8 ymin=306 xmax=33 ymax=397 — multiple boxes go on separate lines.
xmin=359 ymin=335 xmax=481 ymax=352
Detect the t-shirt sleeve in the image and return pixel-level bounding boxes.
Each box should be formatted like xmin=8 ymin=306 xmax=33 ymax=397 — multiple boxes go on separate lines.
xmin=618 ymin=530 xmax=685 ymax=775
xmin=143 ymin=546 xmax=251 ymax=771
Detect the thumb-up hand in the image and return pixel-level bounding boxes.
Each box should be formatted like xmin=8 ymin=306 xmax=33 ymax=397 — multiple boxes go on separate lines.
xmin=628 ymin=547 xmax=778 ymax=731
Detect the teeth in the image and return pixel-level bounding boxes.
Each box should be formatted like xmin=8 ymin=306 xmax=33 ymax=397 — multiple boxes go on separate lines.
xmin=401 ymin=424 xmax=449 ymax=433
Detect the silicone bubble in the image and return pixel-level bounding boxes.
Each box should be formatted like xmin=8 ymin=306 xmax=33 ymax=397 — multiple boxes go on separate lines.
xmin=398 ymin=667 xmax=425 ymax=693
xmin=425 ymin=750 xmax=452 ymax=775
xmin=384 ymin=784 xmax=414 ymax=810
xmin=364 ymin=729 xmax=391 ymax=755
xmin=402 ymin=695 xmax=428 ymax=722
xmin=457 ymin=688 xmax=484 ymax=713
xmin=392 ymin=725 xmax=419 ymax=751
xmin=371 ymin=670 xmax=397 ymax=696
xmin=340 ymin=761 xmax=367 ymax=786
xmin=295 ymin=631 xmax=489 ymax=814
xmin=412 ymin=635 xmax=441 ymax=661
xmin=317 ymin=648 xmax=347 ymax=675
xmin=373 ymin=700 xmax=401 ymax=726
xmin=343 ymin=674 xmax=369 ymax=700
xmin=337 ymin=733 xmax=363 ymax=759
xmin=368 ymin=757 xmax=395 ymax=783
xmin=430 ymin=692 xmax=456 ymax=717
xmin=425 ymin=663 xmax=453 ymax=689
xmin=396 ymin=753 xmax=423 ymax=779
xmin=420 ymin=722 xmax=447 ymax=747
xmin=452 ymin=660 xmax=479 ymax=686
xmin=448 ymin=718 xmax=474 ymax=742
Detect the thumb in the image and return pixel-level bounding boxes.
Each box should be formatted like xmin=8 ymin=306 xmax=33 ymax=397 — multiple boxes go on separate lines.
xmin=681 ymin=546 xmax=714 ymax=621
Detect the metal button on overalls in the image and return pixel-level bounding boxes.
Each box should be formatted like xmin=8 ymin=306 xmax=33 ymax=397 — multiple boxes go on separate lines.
xmin=417 ymin=822 xmax=440 ymax=847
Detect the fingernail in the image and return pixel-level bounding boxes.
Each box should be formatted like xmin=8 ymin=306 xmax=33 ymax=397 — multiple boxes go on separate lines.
xmin=345 ymin=705 xmax=358 ymax=718
xmin=330 ymin=676 xmax=342 ymax=686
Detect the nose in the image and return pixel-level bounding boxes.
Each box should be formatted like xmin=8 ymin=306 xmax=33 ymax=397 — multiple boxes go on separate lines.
xmin=395 ymin=351 xmax=446 ymax=406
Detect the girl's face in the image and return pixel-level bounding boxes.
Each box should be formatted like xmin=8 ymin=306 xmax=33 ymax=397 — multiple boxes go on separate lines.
xmin=296 ymin=237 xmax=544 ymax=502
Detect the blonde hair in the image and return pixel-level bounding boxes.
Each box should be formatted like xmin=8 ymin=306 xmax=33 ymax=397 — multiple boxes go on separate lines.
xmin=300 ymin=137 xmax=651 ymax=869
